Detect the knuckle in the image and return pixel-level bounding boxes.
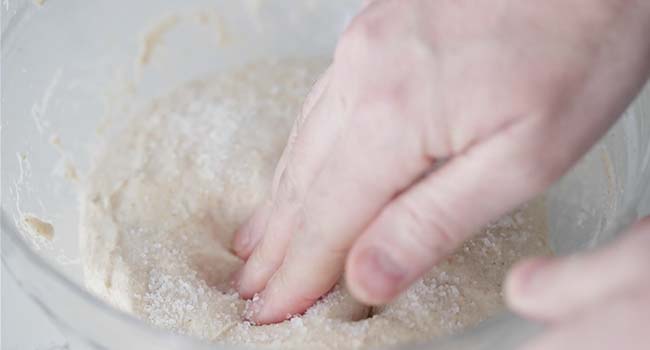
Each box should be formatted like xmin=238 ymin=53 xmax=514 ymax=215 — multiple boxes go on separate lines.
xmin=336 ymin=6 xmax=392 ymax=59
xmin=362 ymin=79 xmax=412 ymax=115
xmin=337 ymin=0 xmax=415 ymax=54
xmin=342 ymin=16 xmax=381 ymax=45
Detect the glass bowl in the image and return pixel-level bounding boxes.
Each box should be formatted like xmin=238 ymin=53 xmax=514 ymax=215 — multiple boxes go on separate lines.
xmin=2 ymin=0 xmax=649 ymax=349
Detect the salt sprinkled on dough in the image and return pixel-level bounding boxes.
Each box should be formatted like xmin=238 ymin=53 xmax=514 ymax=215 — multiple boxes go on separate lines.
xmin=243 ymin=293 xmax=265 ymax=323
xmin=80 ymin=59 xmax=550 ymax=349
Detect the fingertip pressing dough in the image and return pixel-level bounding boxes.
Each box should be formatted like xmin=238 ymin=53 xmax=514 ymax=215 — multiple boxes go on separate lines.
xmin=80 ymin=59 xmax=551 ymax=349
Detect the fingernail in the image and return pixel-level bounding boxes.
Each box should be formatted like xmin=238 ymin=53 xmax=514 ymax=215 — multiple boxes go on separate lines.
xmin=356 ymin=247 xmax=406 ymax=301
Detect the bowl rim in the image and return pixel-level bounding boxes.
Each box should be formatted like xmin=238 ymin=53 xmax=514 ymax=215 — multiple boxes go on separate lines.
xmin=2 ymin=0 xmax=649 ymax=349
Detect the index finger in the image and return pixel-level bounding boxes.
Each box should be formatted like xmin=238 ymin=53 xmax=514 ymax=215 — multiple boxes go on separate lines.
xmin=248 ymin=97 xmax=433 ymax=323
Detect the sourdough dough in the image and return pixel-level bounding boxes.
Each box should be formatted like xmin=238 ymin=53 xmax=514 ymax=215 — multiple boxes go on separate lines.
xmin=80 ymin=59 xmax=550 ymax=349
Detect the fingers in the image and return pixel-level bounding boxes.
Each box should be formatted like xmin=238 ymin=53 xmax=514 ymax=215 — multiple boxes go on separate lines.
xmin=522 ymin=292 xmax=650 ymax=350
xmin=240 ymin=0 xmax=428 ymax=319
xmin=236 ymin=202 xmax=298 ymax=298
xmin=247 ymin=243 xmax=349 ymax=324
xmin=345 ymin=116 xmax=566 ymax=305
xmin=245 ymin=96 xmax=433 ymax=323
xmin=231 ymin=68 xmax=333 ymax=259
xmin=270 ymin=66 xmax=334 ymax=197
xmin=232 ymin=202 xmax=272 ymax=259
xmin=235 ymin=80 xmax=353 ymax=299
xmin=506 ymin=216 xmax=650 ymax=322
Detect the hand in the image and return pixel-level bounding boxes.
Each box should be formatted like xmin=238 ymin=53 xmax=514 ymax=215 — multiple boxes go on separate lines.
xmin=233 ymin=0 xmax=650 ymax=324
xmin=507 ymin=217 xmax=650 ymax=350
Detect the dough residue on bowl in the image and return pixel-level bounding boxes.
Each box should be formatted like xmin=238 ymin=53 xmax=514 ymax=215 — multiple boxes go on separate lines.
xmin=23 ymin=214 xmax=55 ymax=241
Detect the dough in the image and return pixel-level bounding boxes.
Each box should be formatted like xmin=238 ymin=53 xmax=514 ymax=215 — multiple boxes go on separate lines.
xmin=80 ymin=59 xmax=551 ymax=349
xmin=23 ymin=215 xmax=55 ymax=240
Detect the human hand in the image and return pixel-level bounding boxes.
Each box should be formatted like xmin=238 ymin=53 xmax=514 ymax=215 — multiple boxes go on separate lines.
xmin=233 ymin=0 xmax=650 ymax=324
xmin=507 ymin=216 xmax=650 ymax=350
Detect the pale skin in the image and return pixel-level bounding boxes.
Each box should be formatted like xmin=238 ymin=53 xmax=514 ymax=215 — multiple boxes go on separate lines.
xmin=232 ymin=0 xmax=650 ymax=347
xmin=506 ymin=217 xmax=650 ymax=350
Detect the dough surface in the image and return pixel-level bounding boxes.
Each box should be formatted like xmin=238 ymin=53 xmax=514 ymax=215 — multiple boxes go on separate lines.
xmin=80 ymin=59 xmax=550 ymax=349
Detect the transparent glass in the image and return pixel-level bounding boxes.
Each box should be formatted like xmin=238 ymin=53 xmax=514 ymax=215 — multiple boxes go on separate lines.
xmin=2 ymin=0 xmax=649 ymax=349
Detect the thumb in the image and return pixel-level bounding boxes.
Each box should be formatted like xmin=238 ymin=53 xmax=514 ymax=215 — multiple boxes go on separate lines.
xmin=505 ymin=216 xmax=650 ymax=322
xmin=346 ymin=118 xmax=564 ymax=305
